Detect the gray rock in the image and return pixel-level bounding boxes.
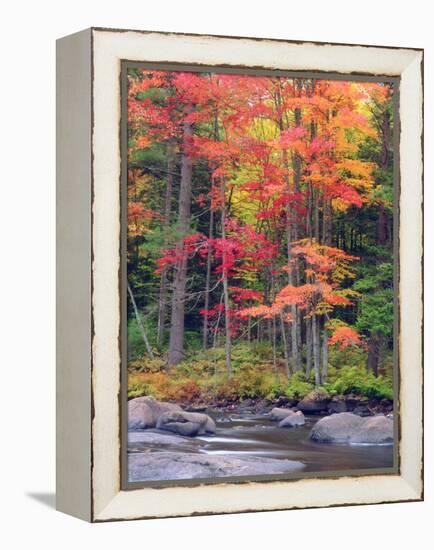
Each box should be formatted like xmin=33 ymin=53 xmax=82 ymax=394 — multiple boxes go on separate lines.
xmin=297 ymin=391 xmax=331 ymax=413
xmin=128 ymin=452 xmax=304 ymax=481
xmin=270 ymin=407 xmax=295 ymax=421
xmin=127 ymin=396 xmax=182 ymax=430
xmin=311 ymin=412 xmax=394 ymax=445
xmin=350 ymin=415 xmax=394 ymax=444
xmin=327 ymin=399 xmax=347 ymax=414
xmin=156 ymin=410 xmax=216 ymax=436
xmin=352 ymin=404 xmax=371 ymax=417
xmin=310 ymin=412 xmax=365 ymax=443
xmin=278 ymin=411 xmax=305 ymax=428
xmin=128 ymin=431 xmax=195 ymax=446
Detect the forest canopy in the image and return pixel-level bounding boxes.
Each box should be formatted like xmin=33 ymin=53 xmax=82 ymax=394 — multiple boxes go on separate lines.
xmin=126 ymin=69 xmax=395 ymax=404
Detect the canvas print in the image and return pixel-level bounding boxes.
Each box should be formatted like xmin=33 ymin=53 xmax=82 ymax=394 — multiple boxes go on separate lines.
xmin=125 ymin=67 xmax=396 ymax=484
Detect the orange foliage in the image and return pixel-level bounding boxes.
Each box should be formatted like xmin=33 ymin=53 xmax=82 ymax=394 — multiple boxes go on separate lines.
xmin=329 ymin=326 xmax=363 ymax=349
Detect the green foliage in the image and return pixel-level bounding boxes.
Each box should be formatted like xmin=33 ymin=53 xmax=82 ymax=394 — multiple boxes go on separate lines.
xmin=237 ymin=369 xmax=281 ymax=399
xmin=325 ymin=366 xmax=393 ymax=400
xmin=127 ymin=316 xmax=158 ymax=360
xmin=306 ymin=387 xmax=331 ymax=400
xmin=128 ymin=381 xmax=153 ymax=399
xmin=284 ymin=372 xmax=314 ymax=400
xmin=328 ymin=346 xmax=366 ymax=370
xmin=354 ymin=262 xmax=394 ymax=337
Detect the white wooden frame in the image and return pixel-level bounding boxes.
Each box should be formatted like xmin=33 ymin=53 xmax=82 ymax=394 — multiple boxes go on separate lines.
xmin=56 ymin=28 xmax=423 ymax=522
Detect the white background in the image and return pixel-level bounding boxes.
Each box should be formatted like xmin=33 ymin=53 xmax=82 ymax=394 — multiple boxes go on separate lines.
xmin=1 ymin=0 xmax=431 ymax=547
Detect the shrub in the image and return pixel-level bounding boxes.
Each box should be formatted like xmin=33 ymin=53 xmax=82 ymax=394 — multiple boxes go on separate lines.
xmin=172 ymin=379 xmax=201 ymax=402
xmin=128 ymin=382 xmax=151 ymax=399
xmin=328 ymin=346 xmax=366 ymax=370
xmin=325 ymin=366 xmax=393 ymax=400
xmin=237 ymin=371 xmax=280 ymax=399
xmin=127 ymin=372 xmax=172 ymax=400
xmin=284 ymin=372 xmax=315 ymax=400
xmin=128 ymin=356 xmax=166 ymax=373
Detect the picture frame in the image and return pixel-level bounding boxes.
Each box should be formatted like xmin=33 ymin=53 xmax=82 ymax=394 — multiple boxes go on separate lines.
xmin=56 ymin=27 xmax=423 ymax=522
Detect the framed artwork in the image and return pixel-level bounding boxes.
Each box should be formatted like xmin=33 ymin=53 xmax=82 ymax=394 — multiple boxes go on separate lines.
xmin=56 ymin=28 xmax=423 ymax=522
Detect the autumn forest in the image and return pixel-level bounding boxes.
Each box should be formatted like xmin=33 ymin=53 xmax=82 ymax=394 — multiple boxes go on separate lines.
xmin=126 ymin=68 xmax=395 ymax=408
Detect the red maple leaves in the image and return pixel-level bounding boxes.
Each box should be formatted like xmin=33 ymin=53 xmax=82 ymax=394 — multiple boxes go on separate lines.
xmin=127 ymin=69 xmax=386 ymax=344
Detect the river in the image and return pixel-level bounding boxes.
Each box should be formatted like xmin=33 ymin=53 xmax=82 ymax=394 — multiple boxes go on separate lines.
xmin=128 ymin=410 xmax=394 ymax=480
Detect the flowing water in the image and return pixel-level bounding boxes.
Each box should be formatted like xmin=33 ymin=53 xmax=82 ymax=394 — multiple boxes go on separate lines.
xmin=129 ymin=410 xmax=394 ymax=474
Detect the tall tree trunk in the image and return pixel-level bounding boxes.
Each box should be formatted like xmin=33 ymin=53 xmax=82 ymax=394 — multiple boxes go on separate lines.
xmin=305 ymin=318 xmax=312 ymax=376
xmin=378 ymin=110 xmax=392 ymax=247
xmin=312 ymin=314 xmax=321 ymax=386
xmin=212 ymin=293 xmax=224 ymax=349
xmin=314 ymin=189 xmax=320 ymax=242
xmin=276 ymin=88 xmax=302 ymax=375
xmin=202 ymin=208 xmax=214 ymax=348
xmin=272 ymin=315 xmax=278 ymax=380
xmin=287 ymin=105 xmax=302 ymax=373
xmin=168 ymin=116 xmax=193 ymax=366
xmin=127 ymin=282 xmax=154 ymax=360
xmin=377 ymin=204 xmax=388 ymax=245
xmin=367 ymin=333 xmax=381 ymax=377
xmin=157 ymin=142 xmax=175 ymax=347
xmin=321 ymin=328 xmax=329 ymax=382
xmin=220 ymin=186 xmax=232 ymax=376
xmin=280 ymin=314 xmax=291 ymax=377
xmin=380 ymin=109 xmax=392 ymax=169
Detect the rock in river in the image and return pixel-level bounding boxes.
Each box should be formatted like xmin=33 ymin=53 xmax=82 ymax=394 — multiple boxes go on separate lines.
xmin=270 ymin=407 xmax=295 ymax=421
xmin=310 ymin=412 xmax=393 ymax=444
xmin=156 ymin=410 xmax=216 ymax=436
xmin=349 ymin=415 xmax=394 ymax=444
xmin=128 ymin=396 xmax=182 ymax=430
xmin=278 ymin=410 xmax=305 ymax=428
xmin=128 ymin=452 xmax=304 ymax=481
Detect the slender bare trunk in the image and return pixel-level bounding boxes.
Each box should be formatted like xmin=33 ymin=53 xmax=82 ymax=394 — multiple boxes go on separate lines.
xmin=322 ymin=196 xmax=332 ymax=246
xmin=168 ymin=115 xmax=193 ymax=366
xmin=127 ymin=282 xmax=154 ymax=360
xmin=202 ymin=208 xmax=214 ymax=348
xmin=306 ymin=318 xmax=312 ymax=376
xmin=272 ymin=315 xmax=278 ymax=379
xmin=279 ymin=314 xmax=291 ymax=377
xmin=287 ymin=106 xmax=303 ymax=372
xmin=322 ymin=328 xmax=329 ymax=382
xmin=212 ymin=293 xmax=224 ymax=349
xmin=367 ymin=333 xmax=381 ymax=377
xmin=157 ymin=142 xmax=175 ymax=347
xmin=312 ymin=314 xmax=321 ymax=386
xmin=221 ymin=186 xmax=232 ymax=376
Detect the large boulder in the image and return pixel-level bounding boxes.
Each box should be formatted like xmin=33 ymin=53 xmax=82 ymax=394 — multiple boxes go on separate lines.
xmin=310 ymin=412 xmax=365 ymax=443
xmin=350 ymin=415 xmax=394 ymax=444
xmin=310 ymin=412 xmax=394 ymax=445
xmin=156 ymin=410 xmax=216 ymax=437
xmin=128 ymin=396 xmax=182 ymax=430
xmin=128 ymin=452 xmax=304 ymax=481
xmin=278 ymin=410 xmax=305 ymax=428
xmin=297 ymin=390 xmax=331 ymax=413
xmin=270 ymin=407 xmax=295 ymax=421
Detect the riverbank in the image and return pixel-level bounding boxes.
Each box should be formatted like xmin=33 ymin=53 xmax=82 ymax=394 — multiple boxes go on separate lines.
xmin=179 ymin=393 xmax=393 ymax=417
xmin=127 ymin=344 xmax=394 ymax=415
